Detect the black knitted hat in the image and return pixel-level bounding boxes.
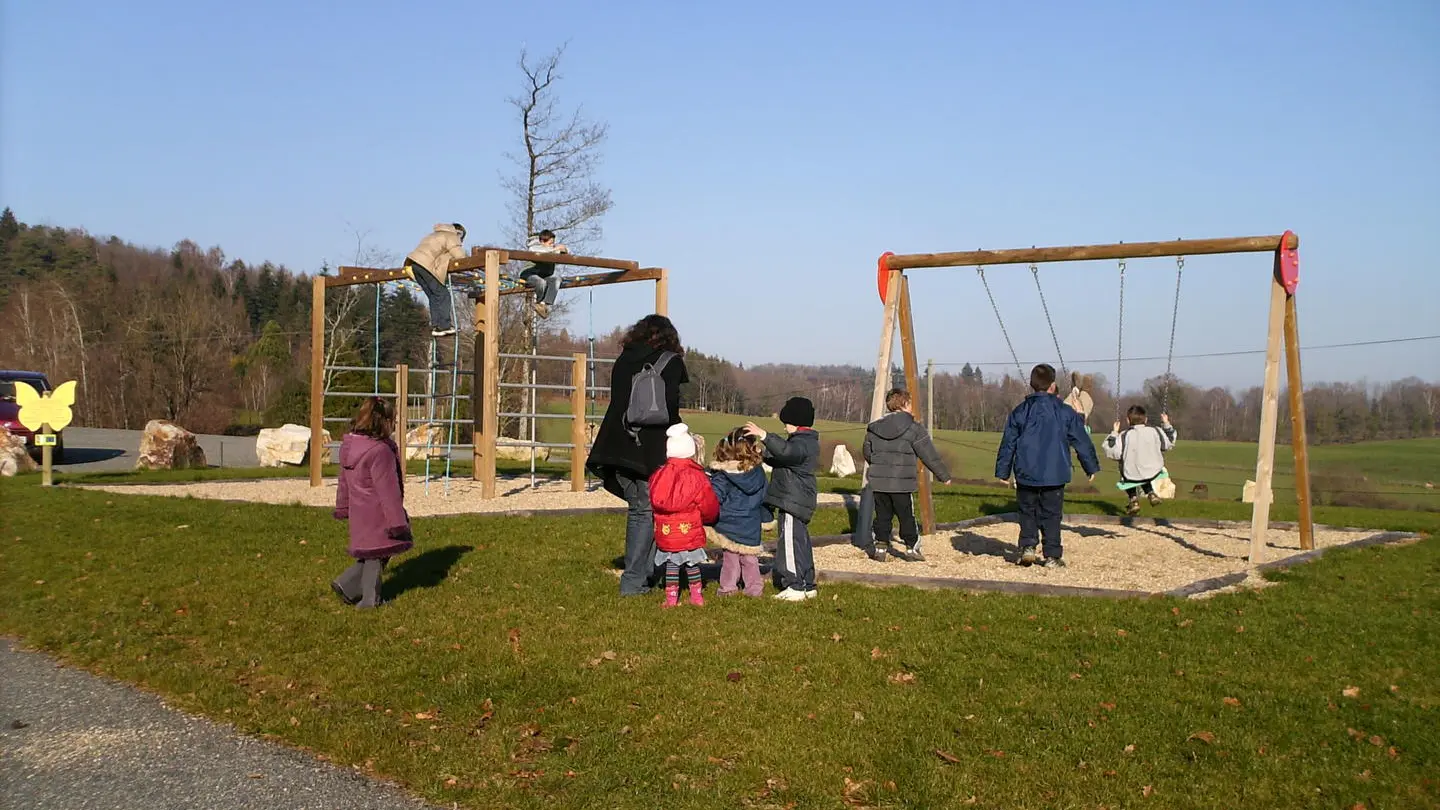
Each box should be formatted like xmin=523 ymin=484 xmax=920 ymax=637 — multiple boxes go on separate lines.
xmin=778 ymin=397 xmax=815 ymax=428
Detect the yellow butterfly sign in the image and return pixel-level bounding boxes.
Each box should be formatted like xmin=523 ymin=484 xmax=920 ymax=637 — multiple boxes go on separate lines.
xmin=15 ymin=380 xmax=78 ymax=433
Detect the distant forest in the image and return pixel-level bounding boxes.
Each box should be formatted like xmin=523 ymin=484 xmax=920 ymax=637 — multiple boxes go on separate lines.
xmin=1 ymin=209 xmax=1434 ymax=443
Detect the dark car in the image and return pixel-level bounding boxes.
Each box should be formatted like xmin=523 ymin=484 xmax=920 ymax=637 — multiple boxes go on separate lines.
xmin=0 ymin=370 xmax=66 ymax=462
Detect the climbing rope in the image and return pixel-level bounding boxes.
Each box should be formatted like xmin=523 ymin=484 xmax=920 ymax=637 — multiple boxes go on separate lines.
xmin=977 ymin=266 xmax=1024 ymax=378
xmin=1114 ymin=259 xmax=1126 ymax=418
xmin=1161 ymin=256 xmax=1184 ymax=414
xmin=1030 ymin=263 xmax=1067 ymax=376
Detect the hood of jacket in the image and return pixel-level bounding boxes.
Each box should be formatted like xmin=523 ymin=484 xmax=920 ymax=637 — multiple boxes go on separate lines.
xmin=430 ymin=223 xmax=462 ymax=237
xmin=340 ymin=432 xmax=394 ymax=467
xmin=710 ymin=461 xmax=767 ymax=495
xmin=868 ymin=411 xmax=915 ymax=441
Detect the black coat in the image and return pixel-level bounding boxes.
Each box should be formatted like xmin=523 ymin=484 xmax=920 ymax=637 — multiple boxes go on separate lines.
xmin=586 ymin=344 xmax=688 ymax=494
xmin=761 ymin=429 xmax=820 ymax=522
xmin=863 ymin=411 xmax=950 ymax=493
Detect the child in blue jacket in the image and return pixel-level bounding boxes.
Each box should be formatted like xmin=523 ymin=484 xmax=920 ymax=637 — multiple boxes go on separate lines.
xmin=707 ymin=427 xmax=770 ymax=597
xmin=995 ymin=364 xmax=1101 ymax=568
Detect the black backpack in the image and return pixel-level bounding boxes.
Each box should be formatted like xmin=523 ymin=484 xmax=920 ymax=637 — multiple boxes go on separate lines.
xmin=624 ymin=352 xmax=677 ymax=442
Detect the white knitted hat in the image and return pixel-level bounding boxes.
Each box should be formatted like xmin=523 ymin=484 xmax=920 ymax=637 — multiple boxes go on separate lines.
xmin=665 ymin=423 xmax=697 ymax=460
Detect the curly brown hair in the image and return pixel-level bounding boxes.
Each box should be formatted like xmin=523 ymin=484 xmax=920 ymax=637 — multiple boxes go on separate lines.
xmin=713 ymin=426 xmax=764 ymax=470
xmin=351 ymin=396 xmax=396 ymax=439
xmin=621 ymin=314 xmax=683 ymax=354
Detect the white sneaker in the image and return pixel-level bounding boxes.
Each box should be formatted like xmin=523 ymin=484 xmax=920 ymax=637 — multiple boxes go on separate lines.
xmin=774 ymin=588 xmax=808 ymax=602
xmin=802 ymin=589 xmax=818 ymax=600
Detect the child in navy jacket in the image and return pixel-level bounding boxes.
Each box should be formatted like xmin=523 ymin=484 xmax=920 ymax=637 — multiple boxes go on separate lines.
xmin=707 ymin=427 xmax=770 ymax=597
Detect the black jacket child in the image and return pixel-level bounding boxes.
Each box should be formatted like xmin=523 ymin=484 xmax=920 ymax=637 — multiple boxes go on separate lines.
xmin=761 ymin=429 xmax=820 ymax=522
xmin=863 ymin=412 xmax=950 ymax=492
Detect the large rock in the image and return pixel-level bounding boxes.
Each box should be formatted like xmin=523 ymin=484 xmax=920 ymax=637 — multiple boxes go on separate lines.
xmin=405 ymin=423 xmax=447 ymax=460
xmin=1242 ymin=480 xmax=1257 ymax=504
xmin=830 ymin=444 xmax=857 ymax=478
xmin=135 ymin=420 xmax=207 ymax=470
xmin=496 ymin=437 xmax=550 ymax=463
xmin=255 ymin=423 xmax=331 ymax=467
xmin=0 ymin=426 xmax=37 ymax=477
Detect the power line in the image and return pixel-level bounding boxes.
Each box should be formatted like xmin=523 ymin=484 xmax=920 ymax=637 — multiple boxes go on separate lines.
xmin=932 ymin=334 xmax=1440 ymax=368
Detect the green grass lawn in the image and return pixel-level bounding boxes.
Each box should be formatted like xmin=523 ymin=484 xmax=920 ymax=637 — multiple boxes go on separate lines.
xmin=2 ymin=475 xmax=1437 ymax=809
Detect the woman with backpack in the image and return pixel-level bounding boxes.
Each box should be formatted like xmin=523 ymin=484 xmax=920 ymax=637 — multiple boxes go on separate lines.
xmin=587 ymin=315 xmax=689 ymax=597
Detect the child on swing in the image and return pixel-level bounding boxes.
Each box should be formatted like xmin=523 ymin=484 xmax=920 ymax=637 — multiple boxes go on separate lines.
xmin=1105 ymin=405 xmax=1178 ymax=516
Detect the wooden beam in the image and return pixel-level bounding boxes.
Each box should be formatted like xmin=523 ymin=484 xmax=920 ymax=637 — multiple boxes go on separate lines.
xmin=395 ymin=364 xmax=409 ymax=464
xmin=309 ymin=275 xmax=325 ymax=487
xmin=329 ymin=266 xmax=409 ymax=287
xmin=1284 ymin=293 xmax=1315 ymax=550
xmin=480 ymin=250 xmax=501 ymax=499
xmin=457 ymin=247 xmax=639 ymax=272
xmin=896 ymin=276 xmax=935 ymax=536
xmin=487 ymin=267 xmax=665 ymax=295
xmin=655 ymin=267 xmax=670 ymax=316
xmin=1248 ymin=273 xmax=1288 ymax=564
xmin=886 ymin=234 xmax=1300 ymax=271
xmin=571 ymin=353 xmax=587 ymax=493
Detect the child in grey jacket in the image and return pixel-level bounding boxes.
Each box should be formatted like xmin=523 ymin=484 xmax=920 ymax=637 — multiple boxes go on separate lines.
xmin=862 ymin=388 xmax=951 ymax=562
xmin=1105 ymin=405 xmax=1177 ymax=516
xmin=744 ymin=396 xmax=820 ymax=602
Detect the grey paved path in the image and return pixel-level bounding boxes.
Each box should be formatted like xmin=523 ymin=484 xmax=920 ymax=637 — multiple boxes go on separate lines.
xmin=54 ymin=427 xmax=261 ymax=473
xmin=0 ymin=639 xmax=433 ymax=810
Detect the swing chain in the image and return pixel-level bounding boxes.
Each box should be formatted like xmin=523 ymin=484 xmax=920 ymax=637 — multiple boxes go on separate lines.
xmin=1030 ymin=263 xmax=1067 ymax=377
xmin=1162 ymin=256 xmax=1185 ymax=414
xmin=1115 ymin=260 xmax=1126 ymax=418
xmin=977 ymin=266 xmax=1024 ymax=378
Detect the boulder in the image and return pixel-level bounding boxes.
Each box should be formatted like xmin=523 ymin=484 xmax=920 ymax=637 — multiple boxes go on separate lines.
xmin=1191 ymin=483 xmax=1210 ymax=499
xmin=496 ymin=437 xmax=550 ymax=463
xmin=0 ymin=426 xmax=37 ymax=477
xmin=136 ymin=420 xmax=207 ymax=470
xmin=405 ymin=423 xmax=447 ymax=460
xmin=1242 ymin=480 xmax=1256 ymax=504
xmin=829 ymin=444 xmax=857 ymax=478
xmin=255 ymin=423 xmax=331 ymax=467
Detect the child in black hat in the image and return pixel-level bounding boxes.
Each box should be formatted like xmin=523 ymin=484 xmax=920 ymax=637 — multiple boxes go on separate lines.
xmin=744 ymin=397 xmax=820 ymax=601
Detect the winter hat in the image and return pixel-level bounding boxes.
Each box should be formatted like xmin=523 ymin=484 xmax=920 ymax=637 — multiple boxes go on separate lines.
xmin=779 ymin=397 xmax=815 ymax=428
xmin=666 ymin=423 xmax=698 ymax=460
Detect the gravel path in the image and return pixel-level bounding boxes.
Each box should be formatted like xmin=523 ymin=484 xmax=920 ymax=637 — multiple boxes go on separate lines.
xmin=80 ymin=475 xmax=855 ymax=518
xmin=0 ymin=638 xmax=433 ymax=810
xmin=815 ymin=520 xmax=1376 ymax=594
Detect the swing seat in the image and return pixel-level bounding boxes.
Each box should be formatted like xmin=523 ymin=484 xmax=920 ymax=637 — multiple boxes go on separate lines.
xmin=1116 ymin=468 xmax=1170 ymax=491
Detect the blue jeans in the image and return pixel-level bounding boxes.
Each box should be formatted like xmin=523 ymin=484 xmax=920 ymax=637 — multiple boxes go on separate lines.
xmin=410 ymin=262 xmax=454 ymax=331
xmin=1016 ymin=485 xmax=1066 ymax=560
xmin=615 ymin=470 xmax=657 ymax=595
xmin=520 ymin=265 xmax=560 ymax=305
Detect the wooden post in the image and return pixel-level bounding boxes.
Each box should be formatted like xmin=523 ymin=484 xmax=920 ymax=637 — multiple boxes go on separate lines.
xmin=395 ymin=364 xmax=409 ymax=466
xmin=40 ymin=425 xmax=53 ymax=487
xmin=896 ymin=276 xmax=935 ymax=535
xmin=309 ymin=275 xmax=326 ymax=487
xmin=480 ymin=250 xmax=501 ymax=499
xmin=655 ymin=268 xmax=669 ymax=316
xmin=472 ymin=297 xmax=485 ymax=482
xmin=1284 ymin=294 xmax=1314 ymax=550
xmin=1248 ymin=274 xmax=1287 ymax=564
xmin=570 ymin=352 xmax=587 ymax=492
xmin=854 ymin=266 xmax=903 ymax=548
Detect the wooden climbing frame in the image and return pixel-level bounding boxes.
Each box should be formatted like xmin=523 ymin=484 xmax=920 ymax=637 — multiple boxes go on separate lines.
xmin=870 ymin=233 xmax=1312 ymax=564
xmin=310 ymin=248 xmax=670 ymax=497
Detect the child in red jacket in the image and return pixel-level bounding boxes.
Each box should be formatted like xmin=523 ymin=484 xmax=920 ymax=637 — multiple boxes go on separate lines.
xmin=650 ymin=424 xmax=720 ymax=608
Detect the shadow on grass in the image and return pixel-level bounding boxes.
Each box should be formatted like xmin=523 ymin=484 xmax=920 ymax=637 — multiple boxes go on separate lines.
xmin=386 ymin=545 xmax=475 ymax=599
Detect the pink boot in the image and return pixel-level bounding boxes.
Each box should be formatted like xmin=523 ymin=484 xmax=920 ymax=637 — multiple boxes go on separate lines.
xmin=663 ymin=584 xmax=680 ymax=608
xmin=688 ymin=580 xmax=705 ymax=607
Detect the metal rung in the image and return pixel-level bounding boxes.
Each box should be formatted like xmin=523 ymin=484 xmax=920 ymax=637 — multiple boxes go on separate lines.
xmin=325 ymin=365 xmax=401 ymax=373
xmin=326 ymin=391 xmax=398 ymax=398
xmin=497 ymin=382 xmax=575 ymax=391
xmin=491 ymin=440 xmax=575 ymax=449
xmin=497 ymin=412 xmax=573 ymax=420
xmin=417 ymin=393 xmax=470 ymax=400
xmin=410 ymin=418 xmax=472 ymax=425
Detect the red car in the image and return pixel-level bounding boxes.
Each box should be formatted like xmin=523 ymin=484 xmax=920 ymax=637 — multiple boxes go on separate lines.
xmin=0 ymin=370 xmax=66 ymax=462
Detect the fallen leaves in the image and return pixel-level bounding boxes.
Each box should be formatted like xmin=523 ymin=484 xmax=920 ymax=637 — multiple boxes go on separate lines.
xmin=415 ymin=712 xmax=435 ymax=721
xmin=1178 ymin=619 xmax=1194 ymax=628
xmin=1116 ymin=629 xmax=1129 ymax=637
xmin=935 ymin=749 xmax=962 ymax=765
xmin=841 ymin=777 xmax=875 ymax=807
xmin=1099 ymin=702 xmax=1116 ymax=711
xmin=726 ymin=672 xmax=743 ymax=682
xmin=986 ymin=749 xmax=1006 ymax=758
xmin=1123 ymin=744 xmax=1136 ymax=755
xmin=1187 ymin=731 xmax=1216 ymax=744
xmin=507 ymin=628 xmax=522 ymax=657
xmin=870 ymin=648 xmax=886 ymax=660
xmin=1342 ymin=686 xmax=1361 ymax=698
xmin=1142 ymin=785 xmax=1154 ymax=798
xmin=831 ymin=633 xmax=843 ymax=642
xmin=887 ymin=671 xmax=917 ymax=685
xmin=1222 ymin=697 xmax=1242 ymax=708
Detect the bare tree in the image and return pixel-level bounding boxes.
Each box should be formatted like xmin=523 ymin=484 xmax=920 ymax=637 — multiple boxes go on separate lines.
xmin=322 ymin=229 xmax=395 ymax=391
xmin=499 ymin=44 xmax=613 ymax=443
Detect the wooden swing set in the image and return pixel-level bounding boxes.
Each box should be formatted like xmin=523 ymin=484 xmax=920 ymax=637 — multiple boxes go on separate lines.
xmin=308 ymin=246 xmax=669 ymax=498
xmin=867 ymin=233 xmax=1312 ymax=564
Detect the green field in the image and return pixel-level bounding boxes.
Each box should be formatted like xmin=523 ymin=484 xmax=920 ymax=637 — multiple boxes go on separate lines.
xmin=2 ymin=474 xmax=1436 ymax=809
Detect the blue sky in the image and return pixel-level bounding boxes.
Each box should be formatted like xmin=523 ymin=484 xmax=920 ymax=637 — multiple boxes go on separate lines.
xmin=3 ymin=0 xmax=1437 ymax=388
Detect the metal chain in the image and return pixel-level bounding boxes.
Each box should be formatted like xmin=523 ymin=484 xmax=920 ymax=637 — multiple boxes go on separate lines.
xmin=977 ymin=266 xmax=1024 ymax=377
xmin=1162 ymin=256 xmax=1184 ymax=414
xmin=1030 ymin=263 xmax=1067 ymax=377
xmin=1115 ymin=260 xmax=1126 ymax=418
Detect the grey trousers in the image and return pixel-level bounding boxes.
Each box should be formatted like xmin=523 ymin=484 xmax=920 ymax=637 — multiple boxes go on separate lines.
xmin=519 ymin=266 xmax=560 ymax=306
xmin=410 ymin=263 xmax=454 ymax=331
xmin=614 ymin=470 xmax=657 ymax=596
xmin=333 ymin=558 xmax=389 ymax=607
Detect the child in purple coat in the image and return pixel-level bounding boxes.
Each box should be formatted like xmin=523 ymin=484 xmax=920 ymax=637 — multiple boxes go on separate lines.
xmin=331 ymin=397 xmax=412 ymax=609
